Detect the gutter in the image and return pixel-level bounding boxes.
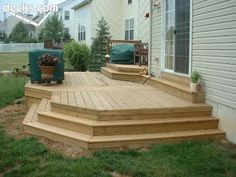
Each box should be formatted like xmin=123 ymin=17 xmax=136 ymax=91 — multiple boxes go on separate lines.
xmin=148 ymin=0 xmax=152 ymax=76
xmin=72 ymin=0 xmax=92 ymax=10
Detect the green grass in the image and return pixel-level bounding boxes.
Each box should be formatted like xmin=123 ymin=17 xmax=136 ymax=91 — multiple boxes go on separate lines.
xmin=0 ymin=53 xmax=28 ymax=71
xmin=0 ymin=127 xmax=235 ymax=177
xmin=0 ymin=75 xmax=28 ymax=108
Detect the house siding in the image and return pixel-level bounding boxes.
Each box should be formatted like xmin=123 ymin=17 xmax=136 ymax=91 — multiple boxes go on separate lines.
xmin=138 ymin=0 xmax=151 ymax=43
xmin=192 ymin=0 xmax=236 ymax=143
xmin=150 ymin=0 xmax=236 ymax=143
xmin=91 ymin=0 xmax=122 ymax=41
xmin=59 ymin=0 xmax=84 ymax=40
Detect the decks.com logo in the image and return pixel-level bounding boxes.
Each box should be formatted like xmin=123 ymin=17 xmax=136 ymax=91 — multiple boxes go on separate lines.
xmin=3 ymin=3 xmax=58 ymax=27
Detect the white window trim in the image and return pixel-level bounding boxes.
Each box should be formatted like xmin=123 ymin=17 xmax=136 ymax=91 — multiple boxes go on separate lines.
xmin=78 ymin=24 xmax=86 ymax=41
xmin=161 ymin=0 xmax=192 ymax=77
xmin=64 ymin=10 xmax=70 ymax=20
xmin=125 ymin=18 xmax=134 ymax=40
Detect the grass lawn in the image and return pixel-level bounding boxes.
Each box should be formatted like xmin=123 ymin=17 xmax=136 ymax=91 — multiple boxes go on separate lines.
xmin=0 ymin=75 xmax=27 ymax=108
xmin=0 ymin=53 xmax=28 ymax=71
xmin=0 ymin=127 xmax=235 ymax=177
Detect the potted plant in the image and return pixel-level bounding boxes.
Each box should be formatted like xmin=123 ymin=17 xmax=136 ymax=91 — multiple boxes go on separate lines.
xmin=38 ymin=54 xmax=59 ymax=81
xmin=190 ymin=71 xmax=202 ymax=92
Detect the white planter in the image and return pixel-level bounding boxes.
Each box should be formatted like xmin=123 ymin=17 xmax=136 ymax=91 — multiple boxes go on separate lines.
xmin=190 ymin=82 xmax=201 ymax=92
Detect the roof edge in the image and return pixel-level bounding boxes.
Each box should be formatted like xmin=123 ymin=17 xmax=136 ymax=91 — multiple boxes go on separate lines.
xmin=72 ymin=0 xmax=92 ymax=10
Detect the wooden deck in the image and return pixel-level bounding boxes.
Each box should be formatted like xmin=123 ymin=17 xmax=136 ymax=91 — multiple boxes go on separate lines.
xmin=24 ymin=71 xmax=224 ymax=150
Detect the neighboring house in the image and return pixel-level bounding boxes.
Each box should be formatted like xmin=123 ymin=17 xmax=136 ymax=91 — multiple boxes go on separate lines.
xmin=149 ymin=0 xmax=236 ymax=143
xmin=0 ymin=21 xmax=6 ymax=40
xmin=58 ymin=0 xmax=84 ymax=40
xmin=71 ymin=0 xmax=151 ymax=45
xmin=0 ymin=13 xmax=45 ymax=39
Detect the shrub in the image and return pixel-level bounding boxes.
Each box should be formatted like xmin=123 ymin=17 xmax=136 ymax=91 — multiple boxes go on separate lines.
xmin=64 ymin=41 xmax=90 ymax=71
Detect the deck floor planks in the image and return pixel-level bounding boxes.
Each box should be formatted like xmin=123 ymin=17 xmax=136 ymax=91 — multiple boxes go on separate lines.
xmin=86 ymin=90 xmax=105 ymax=110
xmin=74 ymin=91 xmax=85 ymax=108
xmin=81 ymin=90 xmax=96 ymax=109
xmin=27 ymin=72 xmax=203 ymax=111
xmin=93 ymin=90 xmax=114 ymax=110
xmin=60 ymin=91 xmax=68 ymax=105
xmin=68 ymin=91 xmax=77 ymax=106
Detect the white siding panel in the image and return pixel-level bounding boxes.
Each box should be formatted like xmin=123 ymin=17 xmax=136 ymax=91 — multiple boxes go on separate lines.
xmin=192 ymin=0 xmax=236 ymax=111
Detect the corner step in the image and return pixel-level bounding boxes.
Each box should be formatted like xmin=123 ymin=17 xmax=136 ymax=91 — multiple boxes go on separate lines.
xmin=24 ymin=122 xmax=90 ymax=149
xmin=38 ymin=111 xmax=219 ymax=136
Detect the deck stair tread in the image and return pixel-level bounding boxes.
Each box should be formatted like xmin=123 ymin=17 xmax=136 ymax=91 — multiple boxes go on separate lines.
xmin=89 ymin=129 xmax=225 ymax=142
xmin=39 ymin=111 xmax=218 ymax=127
xmin=106 ymin=63 xmax=147 ymax=74
xmin=144 ymin=76 xmax=193 ymax=93
xmin=25 ymin=121 xmax=91 ymax=142
xmin=102 ymin=66 xmax=143 ymax=76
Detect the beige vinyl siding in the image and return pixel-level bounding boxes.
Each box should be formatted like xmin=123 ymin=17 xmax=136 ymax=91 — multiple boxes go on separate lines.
xmin=192 ymin=0 xmax=236 ymax=143
xmin=150 ymin=0 xmax=162 ymax=76
xmin=192 ymin=0 xmax=236 ymax=109
xmin=91 ymin=0 xmax=122 ymax=40
xmin=138 ymin=0 xmax=150 ymax=43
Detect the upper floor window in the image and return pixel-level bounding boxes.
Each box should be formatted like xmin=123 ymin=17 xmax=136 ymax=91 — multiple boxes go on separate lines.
xmin=78 ymin=24 xmax=86 ymax=41
xmin=125 ymin=18 xmax=134 ymax=40
xmin=128 ymin=0 xmax=132 ymax=4
xmin=64 ymin=11 xmax=70 ymax=20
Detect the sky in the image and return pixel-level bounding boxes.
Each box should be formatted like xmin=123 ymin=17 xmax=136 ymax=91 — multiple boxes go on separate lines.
xmin=0 ymin=0 xmax=65 ymax=21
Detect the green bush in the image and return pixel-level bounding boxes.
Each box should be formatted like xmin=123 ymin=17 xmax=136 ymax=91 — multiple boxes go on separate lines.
xmin=64 ymin=41 xmax=90 ymax=71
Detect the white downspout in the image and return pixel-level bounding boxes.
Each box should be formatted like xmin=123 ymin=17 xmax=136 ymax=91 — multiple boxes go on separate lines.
xmin=148 ymin=0 xmax=152 ymax=76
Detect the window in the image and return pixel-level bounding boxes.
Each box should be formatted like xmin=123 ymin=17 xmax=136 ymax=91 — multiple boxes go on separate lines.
xmin=125 ymin=18 xmax=134 ymax=40
xmin=64 ymin=11 xmax=70 ymax=20
xmin=64 ymin=28 xmax=69 ymax=34
xmin=128 ymin=0 xmax=132 ymax=4
xmin=78 ymin=24 xmax=86 ymax=41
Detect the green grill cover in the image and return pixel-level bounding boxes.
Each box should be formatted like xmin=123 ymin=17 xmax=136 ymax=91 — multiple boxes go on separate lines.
xmin=29 ymin=49 xmax=64 ymax=82
xmin=110 ymin=45 xmax=134 ymax=64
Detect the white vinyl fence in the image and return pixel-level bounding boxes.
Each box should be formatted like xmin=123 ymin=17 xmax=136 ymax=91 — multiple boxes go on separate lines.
xmin=0 ymin=43 xmax=44 ymax=53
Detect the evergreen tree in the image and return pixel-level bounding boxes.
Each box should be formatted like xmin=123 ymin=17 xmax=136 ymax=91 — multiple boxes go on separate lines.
xmin=89 ymin=17 xmax=110 ymax=71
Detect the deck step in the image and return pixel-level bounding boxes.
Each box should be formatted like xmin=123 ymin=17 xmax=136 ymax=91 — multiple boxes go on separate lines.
xmin=51 ymin=101 xmax=212 ymax=121
xmin=23 ymin=103 xmax=225 ymax=150
xmin=89 ymin=129 xmax=225 ymax=149
xmin=106 ymin=63 xmax=147 ymax=74
xmin=24 ymin=122 xmax=90 ymax=149
xmin=38 ymin=111 xmax=219 ymax=136
xmin=101 ymin=67 xmax=144 ymax=82
xmin=144 ymin=76 xmax=205 ymax=103
xmin=24 ymin=118 xmax=224 ymax=150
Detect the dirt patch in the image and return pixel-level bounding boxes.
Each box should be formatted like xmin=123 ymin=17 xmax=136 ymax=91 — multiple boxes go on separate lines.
xmin=0 ymin=103 xmax=26 ymax=139
xmin=0 ymin=102 xmax=90 ymax=158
